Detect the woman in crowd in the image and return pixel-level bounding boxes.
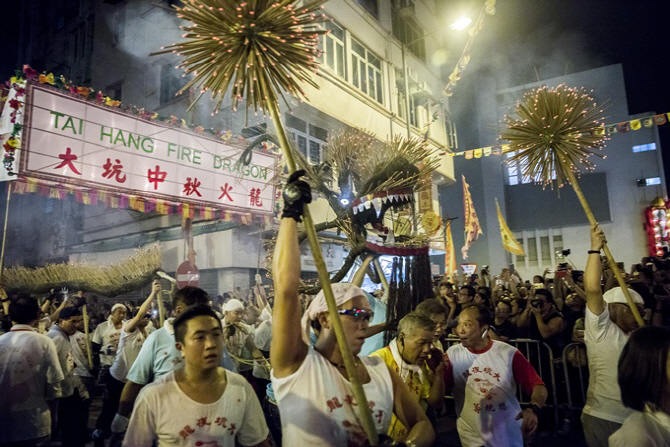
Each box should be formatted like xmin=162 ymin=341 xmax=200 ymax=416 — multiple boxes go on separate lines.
xmin=609 ymin=326 xmax=670 ymax=446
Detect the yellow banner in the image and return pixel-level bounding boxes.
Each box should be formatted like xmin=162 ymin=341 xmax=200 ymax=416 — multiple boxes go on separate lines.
xmin=496 ymin=198 xmax=524 ymax=255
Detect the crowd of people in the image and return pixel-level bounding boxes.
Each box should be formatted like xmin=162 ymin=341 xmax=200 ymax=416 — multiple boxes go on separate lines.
xmin=1 ymin=171 xmax=669 ymax=447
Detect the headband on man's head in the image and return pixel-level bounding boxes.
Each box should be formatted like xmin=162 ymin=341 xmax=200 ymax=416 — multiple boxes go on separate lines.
xmin=300 ymin=283 xmax=366 ymax=344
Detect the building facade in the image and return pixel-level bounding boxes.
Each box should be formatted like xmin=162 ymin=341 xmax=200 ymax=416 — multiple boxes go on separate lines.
xmin=10 ymin=0 xmax=456 ymax=297
xmin=435 ymin=64 xmax=667 ymax=279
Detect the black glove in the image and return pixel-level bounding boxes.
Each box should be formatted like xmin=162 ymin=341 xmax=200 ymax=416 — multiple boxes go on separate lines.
xmin=282 ymin=169 xmax=312 ymax=222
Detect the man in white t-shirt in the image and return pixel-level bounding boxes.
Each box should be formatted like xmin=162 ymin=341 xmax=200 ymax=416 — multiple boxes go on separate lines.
xmin=48 ymin=306 xmax=89 ymax=447
xmin=270 ymin=171 xmax=435 ymax=447
xmin=0 ymin=293 xmax=64 ymax=445
xmin=93 ymin=282 xmax=159 ymax=444
xmin=123 ymin=304 xmax=271 ymax=447
xmin=581 ymin=225 xmax=644 ymax=447
xmin=93 ymin=303 xmax=127 ymax=368
xmin=444 ymin=305 xmax=547 ymax=447
xmin=222 ymin=299 xmax=266 ymax=376
xmin=110 ymin=286 xmax=236 ymax=443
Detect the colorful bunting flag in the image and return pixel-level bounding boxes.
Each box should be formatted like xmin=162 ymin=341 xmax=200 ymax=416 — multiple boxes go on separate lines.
xmin=630 ymin=119 xmax=641 ymax=131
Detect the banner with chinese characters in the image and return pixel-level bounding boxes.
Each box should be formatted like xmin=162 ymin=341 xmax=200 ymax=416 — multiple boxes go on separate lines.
xmin=21 ymin=83 xmax=276 ymax=215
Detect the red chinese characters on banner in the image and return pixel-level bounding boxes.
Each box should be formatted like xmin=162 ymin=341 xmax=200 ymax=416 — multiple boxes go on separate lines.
xmin=102 ymin=158 xmax=126 ymax=183
xmin=54 ymin=147 xmax=81 ymax=175
xmin=183 ymin=177 xmax=202 ymax=197
xmin=219 ymin=183 xmax=233 ymax=202
xmin=147 ymin=165 xmax=167 ymax=190
xmin=249 ymin=188 xmax=263 ymax=207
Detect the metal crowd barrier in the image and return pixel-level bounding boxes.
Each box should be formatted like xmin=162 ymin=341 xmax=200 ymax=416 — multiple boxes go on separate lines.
xmin=443 ymin=337 xmax=560 ymax=429
xmin=561 ymin=342 xmax=589 ymax=411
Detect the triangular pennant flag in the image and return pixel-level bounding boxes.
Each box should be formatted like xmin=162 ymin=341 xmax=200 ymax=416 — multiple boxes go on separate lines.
xmin=594 ymin=126 xmax=606 ymax=136
xmin=474 ymin=149 xmax=483 ymax=158
xmin=607 ymin=124 xmax=618 ymax=134
xmin=496 ymin=198 xmax=524 ymax=256
xmin=643 ymin=117 xmax=654 ymax=128
xmin=465 ymin=150 xmax=473 ymax=159
xmin=483 ymin=147 xmax=492 ymax=157
xmin=656 ymin=114 xmax=668 ymax=125
xmin=630 ymin=119 xmax=641 ymax=130
xmin=461 ymin=175 xmax=483 ymax=259
xmin=444 ymin=221 xmax=457 ymax=279
xmin=618 ymin=122 xmax=630 ymax=133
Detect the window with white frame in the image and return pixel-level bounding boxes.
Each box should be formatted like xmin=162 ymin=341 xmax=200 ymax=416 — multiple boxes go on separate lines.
xmin=285 ymin=114 xmax=328 ymax=165
xmin=395 ymin=68 xmax=417 ymax=126
xmin=351 ymin=39 xmax=383 ymax=104
xmin=633 ymin=143 xmax=657 ymax=153
xmin=506 ymin=151 xmax=555 ymax=185
xmin=318 ymin=20 xmax=345 ymax=78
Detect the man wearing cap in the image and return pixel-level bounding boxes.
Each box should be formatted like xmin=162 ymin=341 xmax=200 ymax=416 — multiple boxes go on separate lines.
xmin=270 ymin=171 xmax=434 ymax=447
xmin=48 ymin=305 xmax=89 ymax=447
xmin=582 ymin=224 xmax=645 ymax=447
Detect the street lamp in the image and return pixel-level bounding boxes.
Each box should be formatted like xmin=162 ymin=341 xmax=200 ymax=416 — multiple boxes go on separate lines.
xmin=449 ymin=17 xmax=472 ymax=30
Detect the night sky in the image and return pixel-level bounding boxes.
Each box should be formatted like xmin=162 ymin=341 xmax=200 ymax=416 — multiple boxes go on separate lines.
xmin=2 ymin=0 xmax=669 ymax=174
xmin=443 ymin=0 xmax=670 ymax=175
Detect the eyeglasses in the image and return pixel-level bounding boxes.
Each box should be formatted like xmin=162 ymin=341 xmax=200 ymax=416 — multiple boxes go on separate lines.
xmin=338 ymin=308 xmax=374 ymax=321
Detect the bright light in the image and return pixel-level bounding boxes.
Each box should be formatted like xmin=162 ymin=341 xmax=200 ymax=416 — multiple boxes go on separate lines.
xmin=449 ymin=17 xmax=472 ymax=30
xmin=340 ymin=198 xmax=350 ymax=206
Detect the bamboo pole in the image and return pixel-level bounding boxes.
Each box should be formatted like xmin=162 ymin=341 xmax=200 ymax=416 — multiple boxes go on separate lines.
xmin=268 ymin=102 xmax=379 ymax=444
xmin=82 ymin=304 xmax=94 ymax=370
xmin=565 ymin=169 xmax=645 ymax=327
xmin=373 ymin=258 xmax=389 ymax=299
xmin=158 ymin=290 xmax=166 ymax=328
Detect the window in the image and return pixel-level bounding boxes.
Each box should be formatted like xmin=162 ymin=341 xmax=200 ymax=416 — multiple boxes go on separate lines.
xmin=286 ymin=115 xmax=327 ymax=165
xmin=633 ymin=143 xmax=657 ymax=153
xmin=160 ymin=63 xmax=189 ymax=105
xmin=391 ymin=8 xmax=426 ymax=62
xmin=351 ymin=39 xmax=383 ymax=104
xmin=318 ymin=20 xmax=345 ymax=78
xmin=638 ymin=177 xmax=662 ymax=186
xmin=357 ymin=0 xmax=378 ymax=19
xmin=514 ymin=233 xmax=525 ymax=263
xmin=527 ymin=237 xmax=538 ymax=263
xmin=553 ymin=235 xmax=563 ymax=255
xmin=395 ymin=68 xmax=418 ymax=127
xmin=506 ymin=151 xmax=555 ymax=185
xmin=540 ymin=236 xmax=551 ymax=261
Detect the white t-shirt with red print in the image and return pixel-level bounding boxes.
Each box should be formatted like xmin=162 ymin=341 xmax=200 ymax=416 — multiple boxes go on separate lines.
xmin=123 ymin=370 xmax=268 ymax=447
xmin=444 ymin=340 xmax=544 ymax=447
xmin=271 ymin=346 xmax=394 ymax=447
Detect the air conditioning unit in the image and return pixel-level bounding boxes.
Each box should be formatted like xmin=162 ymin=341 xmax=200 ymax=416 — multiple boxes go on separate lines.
xmin=411 ymin=81 xmax=433 ymax=100
xmin=406 ymin=67 xmax=418 ymax=84
xmin=396 ymin=0 xmax=416 ymax=17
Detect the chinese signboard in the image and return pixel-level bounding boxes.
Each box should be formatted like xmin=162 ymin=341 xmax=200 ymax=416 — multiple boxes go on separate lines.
xmin=21 ymin=84 xmax=276 ymax=214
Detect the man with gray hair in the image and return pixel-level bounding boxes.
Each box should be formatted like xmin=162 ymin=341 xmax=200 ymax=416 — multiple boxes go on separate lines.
xmin=371 ymin=312 xmax=445 ymax=442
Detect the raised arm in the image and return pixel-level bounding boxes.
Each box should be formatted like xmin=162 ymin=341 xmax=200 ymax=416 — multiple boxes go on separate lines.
xmin=351 ymin=254 xmax=375 ymax=287
xmin=271 ymin=171 xmax=311 ymax=378
xmin=125 ymin=280 xmax=160 ymax=334
xmin=585 ymin=224 xmax=606 ymax=316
